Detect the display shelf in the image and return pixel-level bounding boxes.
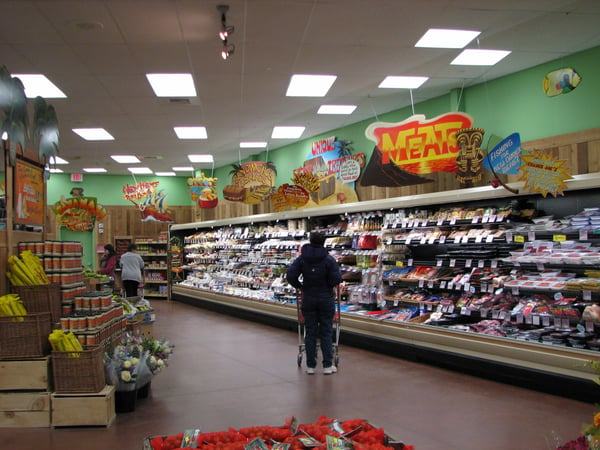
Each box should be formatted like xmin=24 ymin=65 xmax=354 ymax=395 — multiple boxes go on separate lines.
xmin=170 ymin=184 xmax=600 ymax=401
xmin=135 ymin=237 xmax=169 ymax=300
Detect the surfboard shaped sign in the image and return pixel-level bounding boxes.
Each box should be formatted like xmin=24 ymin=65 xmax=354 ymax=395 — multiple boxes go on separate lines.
xmin=483 ymin=132 xmax=522 ymax=175
xmin=543 ymin=67 xmax=581 ymax=97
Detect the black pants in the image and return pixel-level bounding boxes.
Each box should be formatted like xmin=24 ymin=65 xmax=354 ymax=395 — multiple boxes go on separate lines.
xmin=123 ymin=280 xmax=140 ymax=298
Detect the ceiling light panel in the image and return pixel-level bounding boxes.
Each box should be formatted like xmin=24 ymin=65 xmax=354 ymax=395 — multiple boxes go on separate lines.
xmin=240 ymin=142 xmax=268 ymax=148
xmin=286 ymin=74 xmax=337 ymax=97
xmin=451 ymin=49 xmax=511 ymax=66
xmin=318 ymin=105 xmax=357 ymax=115
xmin=173 ymin=166 xmax=194 ymax=172
xmin=146 ymin=73 xmax=197 ymax=97
xmin=11 ymin=74 xmax=67 ymax=98
xmin=83 ymin=168 xmax=107 ymax=173
xmin=73 ymin=128 xmax=114 ymax=140
xmin=188 ymin=154 xmax=214 ymax=163
xmin=111 ymin=155 xmax=141 ymax=164
xmin=415 ymin=28 xmax=481 ymax=49
xmin=128 ymin=167 xmax=153 ymax=174
xmin=49 ymin=156 xmax=69 ymax=164
xmin=271 ymin=126 xmax=305 ymax=139
xmin=48 ymin=168 xmax=64 ymax=173
xmin=174 ymin=127 xmax=208 ymax=139
xmin=378 ymin=76 xmax=429 ymax=89
xmin=155 ymin=172 xmax=176 ymax=177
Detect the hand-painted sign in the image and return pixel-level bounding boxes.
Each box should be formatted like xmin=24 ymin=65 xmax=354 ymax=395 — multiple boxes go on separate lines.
xmin=122 ymin=181 xmax=174 ymax=222
xmin=223 ymin=161 xmax=277 ymax=204
xmin=483 ymin=133 xmax=522 ymax=175
xmin=364 ymin=112 xmax=474 ymax=175
xmin=543 ymin=67 xmax=581 ymax=97
xmin=52 ymin=196 xmax=107 ymax=231
xmin=187 ymin=173 xmax=218 ymax=209
xmin=14 ymin=159 xmax=44 ymax=225
xmin=519 ymin=149 xmax=573 ymax=197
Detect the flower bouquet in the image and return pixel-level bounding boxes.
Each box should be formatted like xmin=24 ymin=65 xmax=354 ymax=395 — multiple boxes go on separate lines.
xmin=142 ymin=337 xmax=174 ymax=375
xmin=105 ymin=337 xmax=147 ymax=392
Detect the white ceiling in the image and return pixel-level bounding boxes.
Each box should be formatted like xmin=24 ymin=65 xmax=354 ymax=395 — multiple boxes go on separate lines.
xmin=2 ymin=0 xmax=600 ymax=175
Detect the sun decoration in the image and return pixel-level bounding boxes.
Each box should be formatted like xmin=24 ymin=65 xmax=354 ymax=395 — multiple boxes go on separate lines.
xmin=518 ymin=149 xmax=572 ymax=197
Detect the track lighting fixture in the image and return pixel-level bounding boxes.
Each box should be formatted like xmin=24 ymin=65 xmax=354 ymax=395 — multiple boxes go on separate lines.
xmin=217 ymin=4 xmax=235 ymax=60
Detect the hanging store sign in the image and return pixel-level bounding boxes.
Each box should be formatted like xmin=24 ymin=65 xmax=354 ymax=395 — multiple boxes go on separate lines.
xmin=122 ymin=181 xmax=174 ymax=222
xmin=187 ymin=173 xmax=218 ymax=209
xmin=483 ymin=133 xmax=522 ymax=175
xmin=52 ymin=196 xmax=107 ymax=232
xmin=223 ymin=161 xmax=277 ymax=204
xmin=364 ymin=112 xmax=474 ymax=175
xmin=518 ymin=149 xmax=573 ymax=197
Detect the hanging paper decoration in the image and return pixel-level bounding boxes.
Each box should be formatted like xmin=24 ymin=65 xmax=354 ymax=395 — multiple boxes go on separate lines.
xmin=187 ymin=173 xmax=218 ymax=209
xmin=52 ymin=196 xmax=107 ymax=232
xmin=518 ymin=149 xmax=573 ymax=197
xmin=223 ymin=161 xmax=277 ymax=204
xmin=122 ymin=181 xmax=174 ymax=222
xmin=543 ymin=67 xmax=581 ymax=97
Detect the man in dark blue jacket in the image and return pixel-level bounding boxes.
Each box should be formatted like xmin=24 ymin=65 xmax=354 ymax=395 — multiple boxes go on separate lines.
xmin=287 ymin=231 xmax=342 ymax=374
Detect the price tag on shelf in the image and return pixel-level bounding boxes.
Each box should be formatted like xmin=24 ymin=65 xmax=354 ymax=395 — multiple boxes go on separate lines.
xmin=428 ymin=281 xmax=434 ymax=289
xmin=536 ymin=263 xmax=545 ymax=271
xmin=464 ymin=307 xmax=472 ymax=316
xmin=491 ymin=260 xmax=498 ymax=269
xmin=480 ymin=308 xmax=489 ymax=318
xmin=486 ymin=235 xmax=495 ymax=243
xmin=448 ymin=305 xmax=455 ymax=313
xmin=472 ymin=216 xmax=479 ymax=224
xmin=478 ymin=260 xmax=485 ymax=268
xmin=419 ymin=301 xmax=425 ymax=310
xmin=532 ymin=315 xmax=540 ymax=326
xmin=454 ymin=236 xmax=461 ymax=244
xmin=514 ymin=235 xmax=525 ymax=243
xmin=583 ymin=290 xmax=592 ymax=301
xmin=465 ymin=259 xmax=472 ymax=268
xmin=475 ymin=235 xmax=484 ymax=243
xmin=440 ymin=281 xmax=447 ymax=289
xmin=553 ymin=234 xmax=567 ymax=242
xmin=512 ymin=287 xmax=520 ymax=295
xmin=393 ymin=300 xmax=399 ymax=307
xmin=580 ymin=230 xmax=589 ymax=241
xmin=406 ymin=237 xmax=412 ymax=245
xmin=408 ymin=220 xmax=414 ymax=228
xmin=439 ymin=235 xmax=446 ymax=244
xmin=450 ymin=217 xmax=457 ymax=225
xmin=492 ymin=310 xmax=500 ymax=319
xmin=447 ymin=282 xmax=453 ymax=290
xmin=428 ymin=236 xmax=436 ymax=244
xmin=586 ymin=321 xmax=595 ymax=332
xmin=462 ymin=235 xmax=470 ymax=244
xmin=437 ymin=218 xmax=444 ymax=226
xmin=516 ymin=314 xmax=523 ymax=324
xmin=422 ymin=220 xmax=428 ymax=227
xmin=450 ymin=259 xmax=456 ymax=267
xmin=464 ymin=282 xmax=471 ymax=292
xmin=525 ymin=315 xmax=533 ymax=324
xmin=505 ymin=232 xmax=513 ymax=242
xmin=561 ymin=318 xmax=570 ymax=329
xmin=436 ymin=259 xmax=443 ymax=267
xmin=554 ymin=318 xmax=562 ymax=328
xmin=420 ymin=237 xmax=427 ymax=245
xmin=407 ymin=258 xmax=413 ymax=267
xmin=542 ymin=316 xmax=551 ymax=327
xmin=419 ymin=280 xmax=425 ymax=288
xmin=528 ymin=231 xmax=536 ymax=241
xmin=481 ymin=216 xmax=489 ymax=224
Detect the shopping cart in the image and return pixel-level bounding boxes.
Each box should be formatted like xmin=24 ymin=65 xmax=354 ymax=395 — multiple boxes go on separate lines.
xmin=296 ymin=286 xmax=341 ymax=368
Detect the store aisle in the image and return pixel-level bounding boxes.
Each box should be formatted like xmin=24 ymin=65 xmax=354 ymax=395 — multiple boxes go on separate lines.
xmin=1 ymin=300 xmax=594 ymax=450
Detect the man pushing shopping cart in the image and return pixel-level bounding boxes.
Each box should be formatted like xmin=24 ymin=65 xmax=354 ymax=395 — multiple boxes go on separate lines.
xmin=286 ymin=231 xmax=342 ymax=375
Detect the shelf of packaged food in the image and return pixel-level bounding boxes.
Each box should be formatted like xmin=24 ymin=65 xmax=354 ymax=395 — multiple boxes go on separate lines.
xmin=171 ymin=284 xmax=598 ymax=384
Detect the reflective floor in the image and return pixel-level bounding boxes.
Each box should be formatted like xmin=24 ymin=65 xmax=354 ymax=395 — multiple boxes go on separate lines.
xmin=0 ymin=300 xmax=594 ymax=450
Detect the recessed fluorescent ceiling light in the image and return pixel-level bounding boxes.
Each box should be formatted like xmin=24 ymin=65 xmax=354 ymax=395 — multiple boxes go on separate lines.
xmin=379 ymin=76 xmax=429 ymax=89
xmin=73 ymin=128 xmax=114 ymax=141
xmin=111 ymin=155 xmax=141 ymax=164
xmin=286 ymin=74 xmax=337 ymax=97
xmin=146 ymin=73 xmax=197 ymax=97
xmin=128 ymin=167 xmax=153 ymax=174
xmin=174 ymin=127 xmax=207 ymax=139
xmin=83 ymin=168 xmax=107 ymax=173
xmin=451 ymin=49 xmax=511 ymax=66
xmin=11 ymin=74 xmax=67 ymax=98
xmin=173 ymin=166 xmax=194 ymax=172
xmin=188 ymin=154 xmax=214 ymax=163
xmin=318 ymin=104 xmax=357 ymax=115
xmin=240 ymin=142 xmax=268 ymax=148
xmin=272 ymin=126 xmax=305 ymax=139
xmin=48 ymin=168 xmax=64 ymax=173
xmin=415 ymin=28 xmax=480 ymax=49
xmin=49 ymin=156 xmax=69 ymax=164
xmin=155 ymin=171 xmax=176 ymax=176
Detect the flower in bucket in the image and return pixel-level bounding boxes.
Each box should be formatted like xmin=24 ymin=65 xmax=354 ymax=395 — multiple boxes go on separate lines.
xmin=105 ymin=337 xmax=146 ymax=391
xmin=142 ymin=337 xmax=174 ymax=375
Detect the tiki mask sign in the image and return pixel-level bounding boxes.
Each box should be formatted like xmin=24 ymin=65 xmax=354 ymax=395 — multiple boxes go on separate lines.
xmin=455 ymin=127 xmax=485 ymax=188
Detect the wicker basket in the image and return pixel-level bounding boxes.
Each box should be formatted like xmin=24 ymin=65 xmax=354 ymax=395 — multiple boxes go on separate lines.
xmin=52 ymin=345 xmax=106 ymax=394
xmin=11 ymin=283 xmax=62 ymax=325
xmin=0 ymin=312 xmax=52 ymax=360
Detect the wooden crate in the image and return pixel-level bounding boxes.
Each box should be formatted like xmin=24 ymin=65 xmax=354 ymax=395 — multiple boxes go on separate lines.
xmin=0 ymin=357 xmax=50 ymax=391
xmin=51 ymin=385 xmax=115 ymax=427
xmin=0 ymin=392 xmax=51 ymax=428
xmin=126 ymin=322 xmax=154 ymax=338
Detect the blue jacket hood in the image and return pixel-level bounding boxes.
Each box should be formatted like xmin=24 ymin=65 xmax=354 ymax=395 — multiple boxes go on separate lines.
xmin=300 ymin=243 xmax=329 ymax=263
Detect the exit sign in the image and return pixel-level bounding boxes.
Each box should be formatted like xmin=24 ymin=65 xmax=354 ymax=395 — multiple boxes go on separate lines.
xmin=71 ymin=173 xmax=83 ymax=182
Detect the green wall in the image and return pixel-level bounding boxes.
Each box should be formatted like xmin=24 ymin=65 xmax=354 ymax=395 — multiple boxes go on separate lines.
xmin=49 ymin=45 xmax=600 ymax=203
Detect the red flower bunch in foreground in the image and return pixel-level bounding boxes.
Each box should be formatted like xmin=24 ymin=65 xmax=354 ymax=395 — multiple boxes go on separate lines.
xmin=149 ymin=416 xmax=413 ymax=450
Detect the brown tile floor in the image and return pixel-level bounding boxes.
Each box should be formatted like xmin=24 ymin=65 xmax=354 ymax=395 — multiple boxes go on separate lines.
xmin=1 ymin=300 xmax=595 ymax=450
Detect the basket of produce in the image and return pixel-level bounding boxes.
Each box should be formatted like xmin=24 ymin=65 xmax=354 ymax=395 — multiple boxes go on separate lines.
xmin=142 ymin=416 xmax=411 ymax=450
xmin=0 ymin=308 xmax=52 ymax=360
xmin=50 ymin=332 xmax=105 ymax=393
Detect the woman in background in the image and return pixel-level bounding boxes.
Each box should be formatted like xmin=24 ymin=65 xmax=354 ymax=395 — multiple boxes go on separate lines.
xmin=97 ymin=244 xmax=117 ymax=277
xmin=120 ymin=243 xmax=145 ymax=298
